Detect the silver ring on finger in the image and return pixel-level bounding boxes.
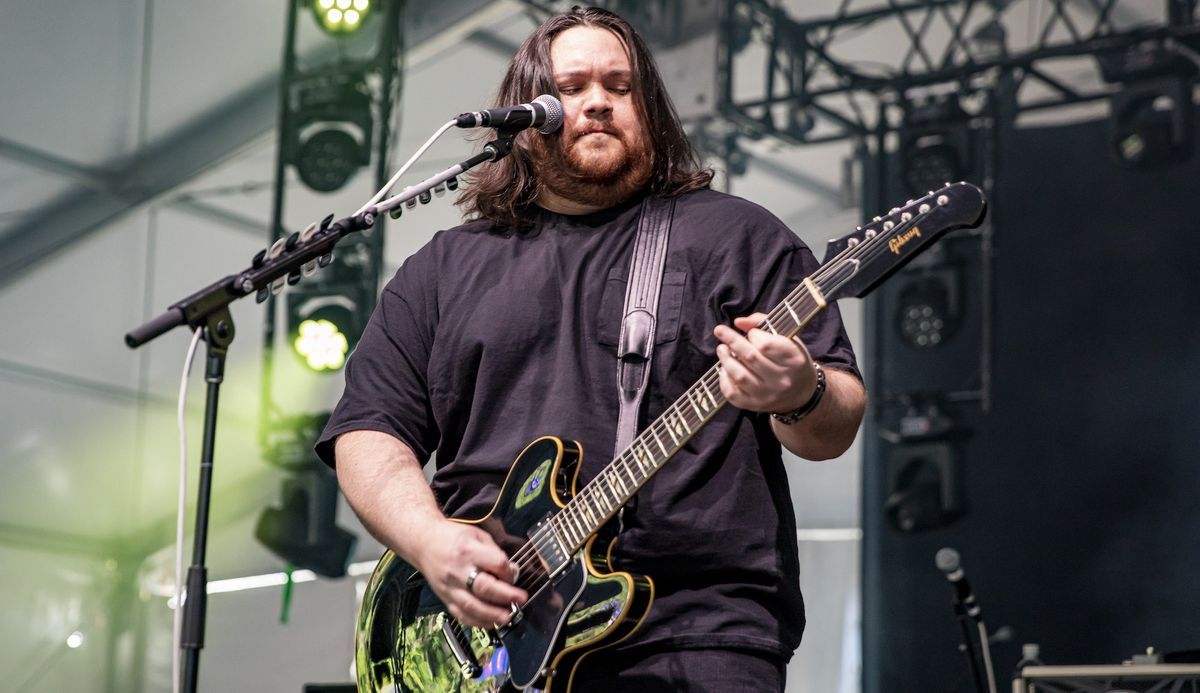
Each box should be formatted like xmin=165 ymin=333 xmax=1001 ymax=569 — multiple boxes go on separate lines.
xmin=465 ymin=567 xmax=481 ymax=594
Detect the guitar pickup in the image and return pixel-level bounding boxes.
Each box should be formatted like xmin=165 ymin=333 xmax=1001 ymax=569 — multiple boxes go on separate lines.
xmin=529 ymin=518 xmax=571 ymax=575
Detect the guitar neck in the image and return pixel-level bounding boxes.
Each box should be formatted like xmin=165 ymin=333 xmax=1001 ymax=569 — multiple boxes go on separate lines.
xmin=549 ymin=276 xmax=832 ymax=553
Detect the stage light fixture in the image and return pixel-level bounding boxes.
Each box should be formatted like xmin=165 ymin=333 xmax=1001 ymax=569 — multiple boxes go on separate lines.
xmin=288 ymin=293 xmax=363 ymax=373
xmin=882 ymin=405 xmax=967 ymax=533
xmin=899 ymin=97 xmax=971 ymax=196
xmin=902 ymin=137 xmax=963 ymax=197
xmin=1109 ymin=76 xmax=1194 ymax=168
xmin=311 ymin=0 xmax=372 ymax=35
xmin=295 ymin=319 xmax=349 ymax=371
xmin=1096 ymin=43 xmax=1197 ymax=168
xmin=895 ymin=270 xmax=960 ymax=350
xmin=295 ymin=129 xmax=366 ymax=193
xmin=290 ymin=76 xmax=373 ymax=193
xmin=255 ymin=462 xmax=357 ymax=579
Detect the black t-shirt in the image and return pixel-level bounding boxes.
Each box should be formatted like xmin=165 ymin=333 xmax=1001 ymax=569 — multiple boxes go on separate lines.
xmin=317 ymin=188 xmax=860 ymax=657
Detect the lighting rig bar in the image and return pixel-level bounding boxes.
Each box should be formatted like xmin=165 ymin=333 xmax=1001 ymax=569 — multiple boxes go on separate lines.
xmin=720 ymin=0 xmax=1200 ymax=144
xmin=522 ymin=0 xmax=1198 ymax=144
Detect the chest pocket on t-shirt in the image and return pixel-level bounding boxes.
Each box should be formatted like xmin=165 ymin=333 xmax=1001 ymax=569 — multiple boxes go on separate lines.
xmin=596 ymin=267 xmax=687 ymax=348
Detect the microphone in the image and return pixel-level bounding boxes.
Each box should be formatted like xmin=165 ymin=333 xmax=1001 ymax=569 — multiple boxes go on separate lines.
xmin=455 ymin=94 xmax=563 ymax=134
xmin=936 ymin=547 xmax=983 ymax=621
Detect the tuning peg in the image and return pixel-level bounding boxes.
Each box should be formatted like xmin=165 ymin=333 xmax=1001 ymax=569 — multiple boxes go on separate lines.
xmin=299 ymin=221 xmax=320 ymax=242
xmin=268 ymin=238 xmax=287 ymax=297
xmin=419 ymin=190 xmax=432 ymax=204
xmin=318 ymin=253 xmax=333 ymax=268
xmin=446 ymin=176 xmax=459 ymax=191
xmin=389 ymin=206 xmax=403 ymax=219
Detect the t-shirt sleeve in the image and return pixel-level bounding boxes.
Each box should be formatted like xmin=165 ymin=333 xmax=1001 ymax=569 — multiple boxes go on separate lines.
xmin=314 ymin=254 xmax=441 ymax=468
xmin=715 ymin=200 xmax=861 ymax=383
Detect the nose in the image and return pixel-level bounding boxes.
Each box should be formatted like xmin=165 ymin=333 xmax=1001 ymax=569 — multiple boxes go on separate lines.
xmin=581 ymin=83 xmax=611 ymax=119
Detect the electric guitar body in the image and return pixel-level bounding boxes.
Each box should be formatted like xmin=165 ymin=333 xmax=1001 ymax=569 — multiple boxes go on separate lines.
xmin=355 ymin=436 xmax=653 ymax=693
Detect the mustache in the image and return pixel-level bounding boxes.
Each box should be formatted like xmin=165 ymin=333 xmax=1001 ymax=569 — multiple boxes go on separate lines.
xmin=566 ymin=124 xmax=621 ymax=143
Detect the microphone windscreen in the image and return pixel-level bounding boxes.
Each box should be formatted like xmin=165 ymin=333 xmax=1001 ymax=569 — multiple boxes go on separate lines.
xmin=533 ymin=94 xmax=564 ymax=134
xmin=935 ymin=547 xmax=961 ymax=574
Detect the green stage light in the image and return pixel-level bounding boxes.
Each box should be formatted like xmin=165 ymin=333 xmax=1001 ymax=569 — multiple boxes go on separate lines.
xmin=287 ymin=287 xmax=369 ymax=373
xmin=294 ymin=318 xmax=349 ymax=371
xmin=312 ymin=0 xmax=372 ymax=35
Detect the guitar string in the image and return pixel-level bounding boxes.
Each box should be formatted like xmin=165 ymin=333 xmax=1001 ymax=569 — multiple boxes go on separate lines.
xmin=489 ymin=199 xmax=953 ymax=608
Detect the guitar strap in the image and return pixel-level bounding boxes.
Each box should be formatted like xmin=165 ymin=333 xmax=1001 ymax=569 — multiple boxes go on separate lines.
xmin=614 ymin=194 xmax=676 ymax=465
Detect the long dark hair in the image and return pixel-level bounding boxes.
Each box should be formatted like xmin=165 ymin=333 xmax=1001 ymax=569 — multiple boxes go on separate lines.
xmin=456 ymin=6 xmax=713 ymax=230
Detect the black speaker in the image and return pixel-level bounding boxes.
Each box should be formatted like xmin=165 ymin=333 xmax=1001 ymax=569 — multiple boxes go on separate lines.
xmin=862 ymin=115 xmax=1200 ymax=693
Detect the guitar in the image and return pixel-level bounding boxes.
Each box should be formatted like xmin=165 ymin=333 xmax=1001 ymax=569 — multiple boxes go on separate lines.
xmin=352 ymin=183 xmax=987 ymax=692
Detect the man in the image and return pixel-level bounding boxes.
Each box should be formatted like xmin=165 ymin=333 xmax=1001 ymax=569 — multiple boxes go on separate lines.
xmin=317 ymin=6 xmax=866 ymax=691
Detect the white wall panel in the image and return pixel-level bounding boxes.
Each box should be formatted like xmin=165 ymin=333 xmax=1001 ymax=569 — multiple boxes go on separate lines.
xmin=0 ymin=377 xmax=140 ymax=539
xmin=0 ymin=0 xmax=143 ymax=165
xmin=0 ymin=214 xmax=148 ymax=390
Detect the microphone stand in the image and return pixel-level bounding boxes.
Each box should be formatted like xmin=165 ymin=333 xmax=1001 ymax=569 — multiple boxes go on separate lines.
xmin=953 ymin=600 xmax=987 ymax=693
xmin=125 ymin=132 xmax=516 ymax=693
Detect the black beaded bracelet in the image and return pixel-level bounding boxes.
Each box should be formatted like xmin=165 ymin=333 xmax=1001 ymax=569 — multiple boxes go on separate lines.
xmin=771 ymin=362 xmax=826 ymax=425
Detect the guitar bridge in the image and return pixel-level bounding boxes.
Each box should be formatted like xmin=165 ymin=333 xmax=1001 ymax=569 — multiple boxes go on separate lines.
xmin=439 ymin=617 xmax=482 ymax=678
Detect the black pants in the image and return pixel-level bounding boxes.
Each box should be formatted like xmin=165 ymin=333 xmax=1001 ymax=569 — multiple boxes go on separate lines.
xmin=568 ymin=647 xmax=787 ymax=692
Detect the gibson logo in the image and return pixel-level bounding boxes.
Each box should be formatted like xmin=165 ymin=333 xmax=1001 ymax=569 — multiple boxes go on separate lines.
xmin=888 ymin=226 xmax=921 ymax=255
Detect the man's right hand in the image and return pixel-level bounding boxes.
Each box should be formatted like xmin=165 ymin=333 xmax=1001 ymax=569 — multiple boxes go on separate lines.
xmin=414 ymin=519 xmax=529 ymax=629
xmin=333 ymin=431 xmax=530 ymax=629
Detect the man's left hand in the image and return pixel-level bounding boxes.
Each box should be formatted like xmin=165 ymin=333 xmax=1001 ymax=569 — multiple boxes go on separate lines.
xmin=714 ymin=312 xmax=819 ymax=414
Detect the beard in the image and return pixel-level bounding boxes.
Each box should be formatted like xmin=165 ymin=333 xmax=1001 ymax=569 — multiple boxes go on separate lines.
xmin=531 ymin=125 xmax=654 ymax=210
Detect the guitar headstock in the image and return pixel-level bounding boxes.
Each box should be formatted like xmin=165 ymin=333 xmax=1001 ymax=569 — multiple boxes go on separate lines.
xmin=820 ymin=182 xmax=986 ymax=301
